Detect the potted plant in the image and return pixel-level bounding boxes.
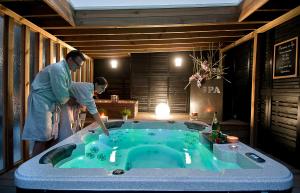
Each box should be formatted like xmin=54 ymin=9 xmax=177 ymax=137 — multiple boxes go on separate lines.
xmin=120 ymin=108 xmax=131 ymax=121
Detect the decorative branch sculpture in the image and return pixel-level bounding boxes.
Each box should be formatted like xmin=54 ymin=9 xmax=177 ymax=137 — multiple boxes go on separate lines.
xmin=184 ymin=43 xmax=230 ymax=89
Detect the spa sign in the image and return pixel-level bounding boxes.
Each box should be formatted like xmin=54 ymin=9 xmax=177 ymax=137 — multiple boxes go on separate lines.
xmin=273 ymin=37 xmax=298 ymax=79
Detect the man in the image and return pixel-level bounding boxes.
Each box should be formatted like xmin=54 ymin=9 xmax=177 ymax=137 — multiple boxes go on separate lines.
xmin=58 ymin=77 xmax=109 ymax=142
xmin=22 ymin=50 xmax=85 ymax=156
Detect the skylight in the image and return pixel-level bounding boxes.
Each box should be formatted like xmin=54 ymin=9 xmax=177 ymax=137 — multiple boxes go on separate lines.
xmin=69 ymin=0 xmax=242 ymax=10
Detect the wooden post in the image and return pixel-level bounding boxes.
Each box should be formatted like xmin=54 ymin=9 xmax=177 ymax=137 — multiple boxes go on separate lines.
xmin=90 ymin=59 xmax=94 ymax=83
xmin=3 ymin=16 xmax=14 ymax=168
xmin=49 ymin=39 xmax=54 ymax=64
xmin=76 ymin=67 xmax=81 ymax=82
xmin=56 ymin=43 xmax=61 ymax=62
xmin=81 ymin=61 xmax=86 ymax=82
xmin=21 ymin=25 xmax=30 ymax=160
xmin=86 ymin=59 xmax=90 ymax=82
xmin=45 ymin=38 xmax=54 ymax=65
xmin=62 ymin=47 xmax=67 ymax=58
xmin=35 ymin=33 xmax=43 ymax=73
xmin=250 ymin=33 xmax=261 ymax=147
xmin=296 ymin=97 xmax=300 ymax=166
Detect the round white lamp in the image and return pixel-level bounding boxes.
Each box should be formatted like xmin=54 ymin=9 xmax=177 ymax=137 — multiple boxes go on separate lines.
xmin=155 ymin=103 xmax=170 ymax=119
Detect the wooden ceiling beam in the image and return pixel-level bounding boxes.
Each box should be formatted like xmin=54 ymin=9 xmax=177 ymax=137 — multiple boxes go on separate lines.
xmin=75 ymin=6 xmax=239 ymax=27
xmin=61 ymin=31 xmax=245 ymax=42
xmin=79 ymin=43 xmax=220 ymax=51
xmin=0 ymin=4 xmax=92 ymax=60
xmin=43 ymin=0 xmax=75 ymax=26
xmin=90 ymin=54 xmax=131 ymax=59
xmin=239 ymin=0 xmax=270 ymax=22
xmin=23 ymin=14 xmax=59 ymax=18
xmin=68 ymin=38 xmax=236 ymax=47
xmin=48 ymin=24 xmax=260 ymax=36
xmin=43 ymin=21 xmax=267 ymax=29
xmin=76 ymin=6 xmax=238 ymax=19
xmin=255 ymin=9 xmax=290 ymax=12
xmin=84 ymin=47 xmax=218 ymax=54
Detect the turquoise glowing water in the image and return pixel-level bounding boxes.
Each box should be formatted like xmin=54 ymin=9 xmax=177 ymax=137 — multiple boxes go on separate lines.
xmin=56 ymin=128 xmax=241 ymax=171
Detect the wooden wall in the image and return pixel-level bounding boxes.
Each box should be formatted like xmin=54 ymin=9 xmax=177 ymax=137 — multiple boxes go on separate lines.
xmin=257 ymin=16 xmax=300 ymax=166
xmin=223 ymin=15 xmax=300 ymax=167
xmin=94 ymin=58 xmax=131 ymax=100
xmin=223 ymin=41 xmax=253 ymax=122
xmin=131 ymin=52 xmax=192 ymax=113
xmin=0 ymin=8 xmax=93 ymax=173
xmin=94 ymin=52 xmax=192 ymax=113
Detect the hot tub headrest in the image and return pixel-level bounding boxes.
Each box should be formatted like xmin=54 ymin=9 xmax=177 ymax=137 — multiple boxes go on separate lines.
xmin=39 ymin=143 xmax=77 ymax=166
xmin=105 ymin=121 xmax=124 ymax=129
xmin=184 ymin=122 xmax=207 ymax=131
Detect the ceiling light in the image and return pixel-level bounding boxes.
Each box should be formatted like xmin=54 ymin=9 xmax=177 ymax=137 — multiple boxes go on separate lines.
xmin=175 ymin=57 xmax=182 ymax=67
xmin=111 ymin=59 xmax=118 ymax=69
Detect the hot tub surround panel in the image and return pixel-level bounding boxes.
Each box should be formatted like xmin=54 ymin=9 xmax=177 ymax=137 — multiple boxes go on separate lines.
xmin=15 ymin=120 xmax=293 ymax=192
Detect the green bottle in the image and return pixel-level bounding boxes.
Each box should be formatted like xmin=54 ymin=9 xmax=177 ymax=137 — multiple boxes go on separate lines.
xmin=211 ymin=112 xmax=220 ymax=143
xmin=211 ymin=112 xmax=220 ymax=131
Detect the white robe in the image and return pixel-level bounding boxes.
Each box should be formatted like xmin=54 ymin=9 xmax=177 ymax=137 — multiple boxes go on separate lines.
xmin=58 ymin=82 xmax=98 ymax=142
xmin=22 ymin=60 xmax=71 ymax=141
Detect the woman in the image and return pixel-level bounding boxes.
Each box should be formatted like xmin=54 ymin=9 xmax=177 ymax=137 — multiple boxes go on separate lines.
xmin=58 ymin=77 xmax=109 ymax=141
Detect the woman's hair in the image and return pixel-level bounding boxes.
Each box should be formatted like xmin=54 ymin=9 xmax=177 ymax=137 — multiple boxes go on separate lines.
xmin=66 ymin=50 xmax=86 ymax=61
xmin=94 ymin=77 xmax=108 ymax=87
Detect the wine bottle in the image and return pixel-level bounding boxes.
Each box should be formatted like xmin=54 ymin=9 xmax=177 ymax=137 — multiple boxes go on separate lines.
xmin=211 ymin=112 xmax=220 ymax=131
xmin=211 ymin=112 xmax=220 ymax=143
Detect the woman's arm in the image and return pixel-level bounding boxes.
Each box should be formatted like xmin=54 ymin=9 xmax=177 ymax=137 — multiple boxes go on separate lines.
xmin=92 ymin=113 xmax=109 ymax=136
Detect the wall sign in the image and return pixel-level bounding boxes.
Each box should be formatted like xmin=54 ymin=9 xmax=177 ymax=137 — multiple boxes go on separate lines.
xmin=273 ymin=37 xmax=298 ymax=79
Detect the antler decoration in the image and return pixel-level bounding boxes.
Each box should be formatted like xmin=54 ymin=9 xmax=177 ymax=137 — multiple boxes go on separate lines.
xmin=184 ymin=43 xmax=230 ymax=89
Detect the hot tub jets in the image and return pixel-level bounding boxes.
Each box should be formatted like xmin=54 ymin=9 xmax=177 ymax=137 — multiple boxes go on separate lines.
xmin=112 ymin=169 xmax=125 ymax=175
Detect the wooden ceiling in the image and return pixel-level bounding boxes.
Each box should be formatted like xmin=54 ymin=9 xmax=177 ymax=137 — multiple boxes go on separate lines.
xmin=0 ymin=0 xmax=299 ymax=59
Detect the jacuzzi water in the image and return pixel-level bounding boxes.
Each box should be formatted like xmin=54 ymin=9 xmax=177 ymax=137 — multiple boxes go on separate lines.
xmin=56 ymin=127 xmax=241 ymax=171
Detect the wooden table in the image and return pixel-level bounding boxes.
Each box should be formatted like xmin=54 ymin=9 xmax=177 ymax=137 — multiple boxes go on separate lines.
xmin=94 ymin=99 xmax=138 ymax=119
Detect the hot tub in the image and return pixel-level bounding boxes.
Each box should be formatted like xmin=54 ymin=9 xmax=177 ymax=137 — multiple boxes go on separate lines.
xmin=15 ymin=121 xmax=293 ymax=192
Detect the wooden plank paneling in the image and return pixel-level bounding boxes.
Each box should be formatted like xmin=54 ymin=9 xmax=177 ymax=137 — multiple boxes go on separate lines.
xmin=258 ymin=15 xmax=300 ymax=164
xmin=131 ymin=52 xmax=192 ymax=112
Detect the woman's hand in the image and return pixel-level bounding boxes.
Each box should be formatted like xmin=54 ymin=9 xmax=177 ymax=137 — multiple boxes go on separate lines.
xmin=92 ymin=112 xmax=109 ymax=136
xmin=102 ymin=127 xmax=109 ymax=136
